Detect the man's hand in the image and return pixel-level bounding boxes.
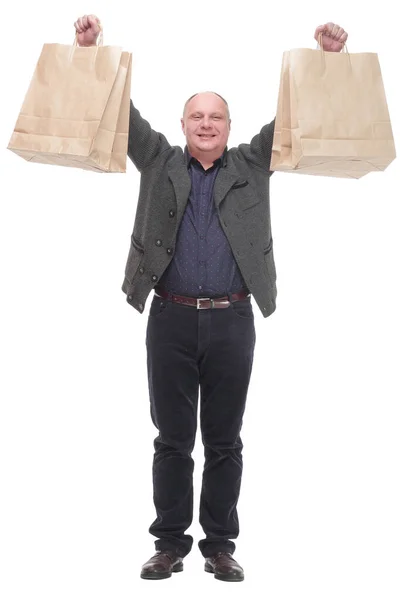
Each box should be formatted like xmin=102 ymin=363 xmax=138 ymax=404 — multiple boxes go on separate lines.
xmin=74 ymin=14 xmax=101 ymax=47
xmin=314 ymin=23 xmax=348 ymax=52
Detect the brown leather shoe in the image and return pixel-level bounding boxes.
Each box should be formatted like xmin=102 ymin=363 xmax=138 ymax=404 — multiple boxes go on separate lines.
xmin=205 ymin=552 xmax=244 ymax=582
xmin=140 ymin=550 xmax=184 ymax=580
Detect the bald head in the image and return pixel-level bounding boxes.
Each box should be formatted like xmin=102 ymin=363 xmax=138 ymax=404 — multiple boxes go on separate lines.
xmin=183 ymin=91 xmax=230 ymax=120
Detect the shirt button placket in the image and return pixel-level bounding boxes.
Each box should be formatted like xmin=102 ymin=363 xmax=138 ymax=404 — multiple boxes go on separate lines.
xmin=199 ymin=175 xmax=207 ymax=291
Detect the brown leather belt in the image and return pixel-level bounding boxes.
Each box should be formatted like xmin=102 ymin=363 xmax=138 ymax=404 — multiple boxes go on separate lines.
xmin=154 ymin=286 xmax=250 ymax=309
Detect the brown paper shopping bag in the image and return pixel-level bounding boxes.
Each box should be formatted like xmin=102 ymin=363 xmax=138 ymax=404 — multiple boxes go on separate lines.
xmin=270 ymin=38 xmax=396 ymax=178
xmin=7 ymin=32 xmax=132 ymax=173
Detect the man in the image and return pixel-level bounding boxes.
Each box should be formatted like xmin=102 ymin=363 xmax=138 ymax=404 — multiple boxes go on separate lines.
xmin=74 ymin=15 xmax=348 ymax=582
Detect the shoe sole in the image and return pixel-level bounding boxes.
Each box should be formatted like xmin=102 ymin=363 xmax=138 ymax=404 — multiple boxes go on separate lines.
xmin=205 ymin=564 xmax=244 ymax=582
xmin=141 ymin=563 xmax=183 ymax=580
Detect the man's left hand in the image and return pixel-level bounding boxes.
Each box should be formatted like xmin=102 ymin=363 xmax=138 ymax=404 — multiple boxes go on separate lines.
xmin=314 ymin=23 xmax=348 ymax=52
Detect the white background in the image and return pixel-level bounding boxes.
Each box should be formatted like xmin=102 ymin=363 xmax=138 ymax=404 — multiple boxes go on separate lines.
xmin=1 ymin=1 xmax=399 ymax=599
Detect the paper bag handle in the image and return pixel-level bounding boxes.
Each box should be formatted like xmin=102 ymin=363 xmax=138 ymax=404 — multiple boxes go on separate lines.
xmin=317 ymin=32 xmax=351 ymax=71
xmin=317 ymin=32 xmax=349 ymax=54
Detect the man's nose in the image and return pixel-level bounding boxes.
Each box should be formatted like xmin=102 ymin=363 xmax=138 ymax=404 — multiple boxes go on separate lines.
xmin=201 ymin=117 xmax=212 ymax=128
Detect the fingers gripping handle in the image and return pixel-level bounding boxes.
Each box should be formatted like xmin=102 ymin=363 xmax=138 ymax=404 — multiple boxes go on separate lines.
xmin=73 ymin=21 xmax=103 ymax=47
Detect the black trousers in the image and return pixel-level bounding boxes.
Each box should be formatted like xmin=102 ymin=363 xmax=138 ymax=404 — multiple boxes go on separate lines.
xmin=145 ymin=292 xmax=256 ymax=558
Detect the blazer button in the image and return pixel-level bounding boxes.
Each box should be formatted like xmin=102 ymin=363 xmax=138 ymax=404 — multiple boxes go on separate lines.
xmin=138 ymin=303 xmax=144 ymax=311
xmin=127 ymin=295 xmax=133 ymax=300
xmin=155 ymin=239 xmax=162 ymax=246
xmin=167 ymin=248 xmax=173 ymax=255
xmin=169 ymin=209 xmax=175 ymax=217
xmin=139 ymin=267 xmax=144 ymax=274
xmin=151 ymin=275 xmax=158 ymax=282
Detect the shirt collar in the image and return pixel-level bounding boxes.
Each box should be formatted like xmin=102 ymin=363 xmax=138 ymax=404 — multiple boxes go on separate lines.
xmin=184 ymin=145 xmax=228 ymax=169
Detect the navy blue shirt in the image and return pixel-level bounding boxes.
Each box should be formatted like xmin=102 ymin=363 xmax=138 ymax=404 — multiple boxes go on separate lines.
xmin=158 ymin=146 xmax=247 ymax=297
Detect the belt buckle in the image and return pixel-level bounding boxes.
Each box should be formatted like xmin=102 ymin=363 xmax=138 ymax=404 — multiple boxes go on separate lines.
xmin=197 ymin=297 xmax=214 ymax=309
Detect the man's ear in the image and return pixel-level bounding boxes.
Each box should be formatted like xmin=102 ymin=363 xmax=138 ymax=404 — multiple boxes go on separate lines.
xmin=228 ymin=119 xmax=231 ymax=130
xmin=181 ymin=118 xmax=185 ymax=134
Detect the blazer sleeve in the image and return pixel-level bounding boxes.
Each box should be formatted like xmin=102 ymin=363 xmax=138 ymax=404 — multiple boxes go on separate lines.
xmin=127 ymin=100 xmax=171 ymax=171
xmin=237 ymin=118 xmax=276 ymax=173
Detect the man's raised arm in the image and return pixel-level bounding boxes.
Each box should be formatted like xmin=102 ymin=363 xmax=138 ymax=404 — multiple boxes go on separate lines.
xmin=238 ymin=118 xmax=276 ymax=172
xmin=236 ymin=23 xmax=348 ymax=173
xmin=74 ymin=14 xmax=170 ymax=172
xmin=127 ymin=101 xmax=170 ymax=171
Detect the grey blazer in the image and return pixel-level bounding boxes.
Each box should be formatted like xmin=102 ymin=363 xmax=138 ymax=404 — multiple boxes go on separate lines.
xmin=122 ymin=101 xmax=277 ymax=318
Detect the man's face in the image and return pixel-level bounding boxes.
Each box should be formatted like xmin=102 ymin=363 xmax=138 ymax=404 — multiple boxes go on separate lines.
xmin=181 ymin=93 xmax=231 ymax=158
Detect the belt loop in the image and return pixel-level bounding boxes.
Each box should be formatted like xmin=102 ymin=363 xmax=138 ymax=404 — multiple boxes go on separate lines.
xmin=227 ymin=291 xmax=234 ymax=305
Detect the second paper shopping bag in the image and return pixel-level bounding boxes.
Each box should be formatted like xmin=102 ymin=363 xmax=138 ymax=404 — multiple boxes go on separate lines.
xmin=270 ymin=44 xmax=396 ymax=178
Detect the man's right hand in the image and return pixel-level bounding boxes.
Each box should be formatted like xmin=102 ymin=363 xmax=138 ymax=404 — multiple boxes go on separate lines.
xmin=74 ymin=14 xmax=101 ymax=47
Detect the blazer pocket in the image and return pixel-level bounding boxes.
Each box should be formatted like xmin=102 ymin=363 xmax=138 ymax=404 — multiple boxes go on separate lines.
xmin=263 ymin=239 xmax=273 ymax=255
xmin=125 ymin=235 xmax=144 ymax=283
xmin=131 ymin=235 xmax=144 ymax=252
xmin=231 ymin=180 xmax=249 ymax=190
xmin=263 ymin=239 xmax=276 ymax=285
xmin=234 ymin=182 xmax=263 ymax=211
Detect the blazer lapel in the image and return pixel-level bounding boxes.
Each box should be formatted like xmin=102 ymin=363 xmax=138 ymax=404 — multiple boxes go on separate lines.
xmin=167 ymin=161 xmax=192 ymax=220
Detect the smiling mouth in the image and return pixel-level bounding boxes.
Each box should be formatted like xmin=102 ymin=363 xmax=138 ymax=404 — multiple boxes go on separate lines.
xmin=198 ymin=134 xmax=216 ymax=138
